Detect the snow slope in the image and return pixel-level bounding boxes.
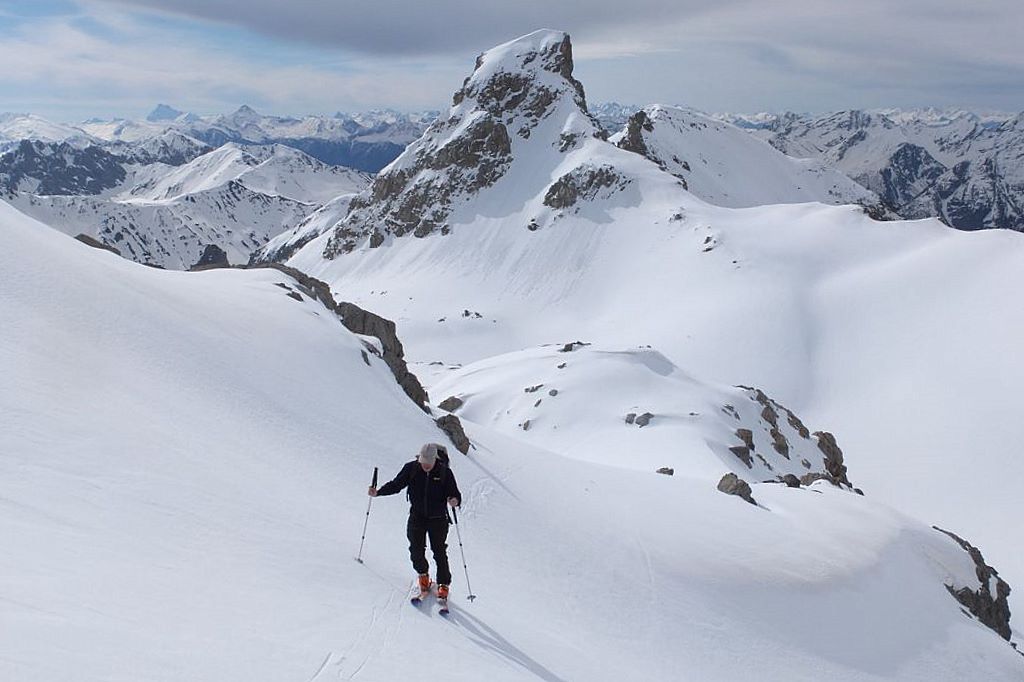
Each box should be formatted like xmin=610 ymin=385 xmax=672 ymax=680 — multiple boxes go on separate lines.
xmin=3 ymin=200 xmax=1022 ymax=680
xmin=611 ymin=105 xmax=885 ymax=212
xmin=288 ymin=30 xmax=1024 ymax=622
xmin=0 ymin=113 xmax=95 ymax=146
xmin=429 ymin=343 xmax=855 ymax=486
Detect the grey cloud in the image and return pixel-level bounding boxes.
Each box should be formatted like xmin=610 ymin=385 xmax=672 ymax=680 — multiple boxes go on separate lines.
xmin=98 ymin=0 xmax=719 ymax=56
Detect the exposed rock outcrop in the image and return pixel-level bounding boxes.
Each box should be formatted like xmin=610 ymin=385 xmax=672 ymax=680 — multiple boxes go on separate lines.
xmin=543 ymin=164 xmax=630 ymax=210
xmin=934 ymin=527 xmax=1014 ymax=643
xmin=723 ymin=386 xmax=857 ymax=491
xmin=245 ymin=263 xmax=429 ymax=412
xmin=813 ymin=431 xmax=852 ymax=487
xmin=615 ymin=110 xmax=654 ymax=158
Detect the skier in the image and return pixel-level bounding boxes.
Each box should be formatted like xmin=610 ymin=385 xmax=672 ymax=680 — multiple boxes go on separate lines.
xmin=369 ymin=443 xmax=461 ymax=601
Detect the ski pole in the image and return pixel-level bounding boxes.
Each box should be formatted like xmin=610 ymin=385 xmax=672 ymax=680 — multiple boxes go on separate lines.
xmin=356 ymin=467 xmax=378 ymax=563
xmin=451 ymin=507 xmax=476 ymax=601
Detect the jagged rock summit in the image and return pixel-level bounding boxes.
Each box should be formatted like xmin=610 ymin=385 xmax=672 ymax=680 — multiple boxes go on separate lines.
xmin=322 ymin=30 xmax=624 ymax=256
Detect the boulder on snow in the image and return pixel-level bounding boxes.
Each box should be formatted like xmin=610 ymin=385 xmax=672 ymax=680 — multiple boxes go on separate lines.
xmin=438 ymin=396 xmax=464 ymax=412
xmin=635 ymin=412 xmax=654 ymax=427
xmin=717 ymin=473 xmax=756 ymax=505
xmin=656 ymin=467 xmax=674 ymax=476
xmin=778 ymin=474 xmax=801 ymax=488
xmin=435 ymin=414 xmax=471 ymax=454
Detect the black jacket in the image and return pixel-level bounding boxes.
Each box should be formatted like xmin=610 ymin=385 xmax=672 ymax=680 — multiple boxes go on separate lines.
xmin=376 ymin=461 xmax=461 ymax=520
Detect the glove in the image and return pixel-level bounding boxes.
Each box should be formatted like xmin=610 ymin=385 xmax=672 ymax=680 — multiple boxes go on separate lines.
xmin=368 ymin=486 xmax=378 ymax=497
xmin=448 ymin=497 xmax=459 ymax=507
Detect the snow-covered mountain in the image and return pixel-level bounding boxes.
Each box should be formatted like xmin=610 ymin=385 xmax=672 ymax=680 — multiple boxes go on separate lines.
xmin=0 ymin=139 xmax=131 ymax=196
xmin=0 ymin=112 xmax=96 ymax=148
xmin=611 ymin=105 xmax=888 ymax=213
xmin=589 ymin=101 xmax=639 ymax=132
xmin=123 ymin=142 xmax=362 ymax=205
xmin=4 ymin=193 xmax=1023 ymax=679
xmin=740 ymin=109 xmax=1024 ymax=231
xmin=253 ymin=192 xmax=361 ymax=264
xmin=283 ymin=28 xmax=1024 ymax=637
xmin=3 ymin=140 xmax=370 ymax=269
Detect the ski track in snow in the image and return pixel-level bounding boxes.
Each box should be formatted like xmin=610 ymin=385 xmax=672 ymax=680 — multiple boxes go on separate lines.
xmin=333 ymin=582 xmax=406 ymax=680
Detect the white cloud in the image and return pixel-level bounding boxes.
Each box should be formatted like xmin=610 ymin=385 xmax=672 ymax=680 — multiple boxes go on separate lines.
xmin=0 ymin=7 xmax=465 ymax=120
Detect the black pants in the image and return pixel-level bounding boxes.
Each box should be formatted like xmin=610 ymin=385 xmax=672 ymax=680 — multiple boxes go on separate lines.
xmin=407 ymin=514 xmax=451 ymax=585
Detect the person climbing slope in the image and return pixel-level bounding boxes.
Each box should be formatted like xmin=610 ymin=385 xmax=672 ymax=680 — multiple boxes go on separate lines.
xmin=369 ymin=443 xmax=461 ymax=602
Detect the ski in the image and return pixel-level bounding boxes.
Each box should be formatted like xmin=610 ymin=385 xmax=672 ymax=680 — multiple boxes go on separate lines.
xmin=410 ymin=587 xmax=430 ymax=606
xmin=438 ymin=598 xmax=449 ymax=616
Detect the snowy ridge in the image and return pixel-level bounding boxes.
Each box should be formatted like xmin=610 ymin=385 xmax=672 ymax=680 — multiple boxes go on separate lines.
xmin=122 ymin=142 xmax=368 ymax=205
xmin=254 ymin=193 xmax=360 ymax=264
xmin=3 ymin=200 xmax=1022 ymax=679
xmin=0 ymin=112 xmax=97 ymax=146
xmin=430 ymin=344 xmax=854 ymax=487
xmin=612 ymin=105 xmax=887 ymax=213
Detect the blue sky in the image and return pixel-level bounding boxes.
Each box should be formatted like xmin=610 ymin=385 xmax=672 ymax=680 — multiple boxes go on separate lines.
xmin=1 ymin=0 xmax=1022 ymax=122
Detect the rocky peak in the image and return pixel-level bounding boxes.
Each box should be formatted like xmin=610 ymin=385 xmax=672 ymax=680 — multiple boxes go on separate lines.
xmin=323 ymin=30 xmax=606 ymax=257
xmin=225 ymin=105 xmax=263 ymax=129
xmin=146 ymin=104 xmax=185 ymax=123
xmin=451 ymin=30 xmax=591 ymax=123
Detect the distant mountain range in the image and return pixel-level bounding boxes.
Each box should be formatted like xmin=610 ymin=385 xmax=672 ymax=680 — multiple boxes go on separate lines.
xmin=1 ymin=137 xmax=369 ymax=268
xmin=4 ymin=101 xmax=1022 ymax=234
xmin=731 ymin=109 xmax=1024 ymax=232
xmin=1 ymin=105 xmax=440 ymax=173
xmin=598 ymin=105 xmax=1024 ymax=232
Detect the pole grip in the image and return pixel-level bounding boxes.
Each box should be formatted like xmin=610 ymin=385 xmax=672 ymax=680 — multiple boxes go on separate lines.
xmin=452 ymin=507 xmax=459 ymax=525
xmin=371 ymin=467 xmax=378 ymax=488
